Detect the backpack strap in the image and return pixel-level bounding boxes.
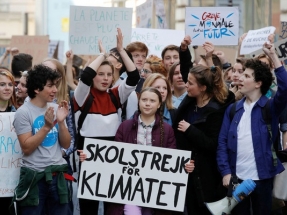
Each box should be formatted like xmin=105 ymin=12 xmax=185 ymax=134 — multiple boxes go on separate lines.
xmin=108 ymin=90 xmax=121 ymax=110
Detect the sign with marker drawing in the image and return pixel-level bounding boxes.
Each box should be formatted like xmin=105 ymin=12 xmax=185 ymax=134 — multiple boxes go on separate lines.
xmin=69 ymin=6 xmax=133 ymax=55
xmin=78 ymin=139 xmax=191 ymax=212
xmin=240 ymin=26 xmax=276 ymax=55
xmin=136 ymin=0 xmax=153 ymax=28
xmin=0 ymin=113 xmax=22 ymax=197
xmin=185 ymin=7 xmax=239 ymax=45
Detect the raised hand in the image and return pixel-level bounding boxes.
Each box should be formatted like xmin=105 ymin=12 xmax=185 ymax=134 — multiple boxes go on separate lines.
xmin=116 ymin=28 xmax=124 ymax=52
xmin=98 ymin=40 xmax=105 ymax=54
xmin=214 ymin=50 xmax=227 ymax=64
xmin=181 ymin=35 xmax=192 ymax=51
xmin=11 ymin=47 xmax=19 ymax=56
xmin=203 ymin=42 xmax=215 ymax=58
xmin=66 ymin=50 xmax=74 ymax=61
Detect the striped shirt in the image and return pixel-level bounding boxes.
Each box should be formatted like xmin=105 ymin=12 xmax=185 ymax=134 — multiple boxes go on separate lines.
xmin=137 ymin=115 xmax=155 ymax=146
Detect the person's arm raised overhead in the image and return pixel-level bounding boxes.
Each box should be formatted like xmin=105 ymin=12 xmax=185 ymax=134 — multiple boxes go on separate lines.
xmin=179 ymin=35 xmax=193 ymax=83
xmin=65 ymin=50 xmax=77 ymax=91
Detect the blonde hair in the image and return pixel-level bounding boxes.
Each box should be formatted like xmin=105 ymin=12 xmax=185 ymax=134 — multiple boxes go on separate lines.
xmin=42 ymin=58 xmax=69 ymax=103
xmin=143 ymin=73 xmax=174 ymax=110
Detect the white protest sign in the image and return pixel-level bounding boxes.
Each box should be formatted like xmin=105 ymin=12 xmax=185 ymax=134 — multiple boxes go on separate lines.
xmin=250 ymin=38 xmax=287 ymax=61
xmin=240 ymin=26 xmax=276 ymax=55
xmin=69 ymin=6 xmax=133 ymax=55
xmin=131 ymin=28 xmax=184 ymax=57
xmin=0 ymin=113 xmax=22 ymax=197
xmin=136 ymin=0 xmax=153 ymax=28
xmin=78 ymin=139 xmax=191 ymax=212
xmin=185 ymin=7 xmax=239 ymax=45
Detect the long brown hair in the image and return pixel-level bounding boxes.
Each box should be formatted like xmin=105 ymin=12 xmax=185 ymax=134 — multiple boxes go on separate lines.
xmin=190 ymin=65 xmax=228 ymax=103
xmin=138 ymin=87 xmax=164 ymax=147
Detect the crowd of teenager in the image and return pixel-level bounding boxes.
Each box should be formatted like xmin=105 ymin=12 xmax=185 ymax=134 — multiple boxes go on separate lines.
xmin=0 ymin=26 xmax=287 ymax=215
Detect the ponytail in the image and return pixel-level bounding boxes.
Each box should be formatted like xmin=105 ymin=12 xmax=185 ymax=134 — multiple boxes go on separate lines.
xmin=190 ymin=65 xmax=228 ymax=103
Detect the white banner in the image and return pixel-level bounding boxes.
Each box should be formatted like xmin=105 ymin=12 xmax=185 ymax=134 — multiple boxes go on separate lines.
xmin=185 ymin=7 xmax=239 ymax=45
xmin=250 ymin=38 xmax=287 ymax=61
xmin=0 ymin=113 xmax=22 ymax=197
xmin=69 ymin=6 xmax=133 ymax=55
xmin=78 ymin=138 xmax=191 ymax=212
xmin=136 ymin=0 xmax=153 ymax=28
xmin=131 ymin=28 xmax=184 ymax=57
xmin=240 ymin=26 xmax=276 ymax=55
xmin=154 ymin=0 xmax=168 ymax=29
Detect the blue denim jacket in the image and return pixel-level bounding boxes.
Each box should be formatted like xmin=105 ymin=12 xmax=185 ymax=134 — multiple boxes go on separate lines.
xmin=217 ymin=66 xmax=287 ymax=179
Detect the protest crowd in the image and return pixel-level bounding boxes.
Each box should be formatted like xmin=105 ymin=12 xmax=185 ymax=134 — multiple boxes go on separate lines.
xmin=1 ymin=4 xmax=287 ymax=215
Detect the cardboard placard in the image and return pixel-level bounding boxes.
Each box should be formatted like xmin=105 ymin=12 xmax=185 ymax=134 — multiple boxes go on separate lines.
xmin=78 ymin=138 xmax=191 ymax=212
xmin=131 ymin=28 xmax=184 ymax=57
xmin=240 ymin=26 xmax=276 ymax=55
xmin=0 ymin=113 xmax=22 ymax=197
xmin=69 ymin=6 xmax=133 ymax=55
xmin=185 ymin=7 xmax=239 ymax=45
xmin=10 ymin=36 xmax=49 ymax=65
xmin=136 ymin=0 xmax=153 ymax=28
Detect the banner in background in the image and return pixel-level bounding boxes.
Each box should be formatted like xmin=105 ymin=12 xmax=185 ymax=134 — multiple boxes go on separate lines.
xmin=78 ymin=139 xmax=191 ymax=212
xmin=131 ymin=28 xmax=184 ymax=57
xmin=136 ymin=0 xmax=153 ymax=28
xmin=69 ymin=6 xmax=132 ymax=55
xmin=10 ymin=36 xmax=49 ymax=65
xmin=185 ymin=7 xmax=239 ymax=45
xmin=0 ymin=113 xmax=22 ymax=197
xmin=240 ymin=26 xmax=275 ymax=55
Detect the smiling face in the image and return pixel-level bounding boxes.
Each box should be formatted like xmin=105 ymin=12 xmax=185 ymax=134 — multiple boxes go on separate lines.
xmin=36 ymin=80 xmax=58 ymax=103
xmin=92 ymin=64 xmax=113 ymax=91
xmin=17 ymin=76 xmax=27 ymax=98
xmin=139 ymin=91 xmax=161 ymax=117
xmin=151 ymin=78 xmax=168 ymax=102
xmin=0 ymin=75 xmax=14 ymax=102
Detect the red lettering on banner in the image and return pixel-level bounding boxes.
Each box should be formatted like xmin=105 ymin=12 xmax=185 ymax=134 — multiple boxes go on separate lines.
xmin=202 ymin=12 xmax=220 ymax=21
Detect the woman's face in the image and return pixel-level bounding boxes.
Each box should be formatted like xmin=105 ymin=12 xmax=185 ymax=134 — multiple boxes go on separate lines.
xmin=17 ymin=76 xmax=27 ymax=98
xmin=139 ymin=91 xmax=161 ymax=117
xmin=92 ymin=64 xmax=113 ymax=91
xmin=0 ymin=75 xmax=13 ymax=102
xmin=151 ymin=78 xmax=168 ymax=102
xmin=231 ymin=63 xmax=244 ymax=84
xmin=186 ymin=73 xmax=205 ymax=98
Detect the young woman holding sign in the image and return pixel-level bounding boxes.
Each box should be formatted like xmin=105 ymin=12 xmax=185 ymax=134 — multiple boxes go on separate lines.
xmin=79 ymin=87 xmax=194 ymax=215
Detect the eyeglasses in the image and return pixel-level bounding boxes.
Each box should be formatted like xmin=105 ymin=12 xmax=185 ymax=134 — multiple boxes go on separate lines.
xmin=143 ymin=69 xmax=152 ymax=74
xmin=108 ymin=53 xmax=122 ymax=63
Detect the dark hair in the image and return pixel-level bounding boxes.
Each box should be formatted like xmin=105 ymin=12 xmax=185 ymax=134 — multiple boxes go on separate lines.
xmin=126 ymin=42 xmax=149 ymax=56
xmin=200 ymin=54 xmax=223 ymax=70
xmin=245 ymin=59 xmax=272 ymax=95
xmin=26 ymin=64 xmax=61 ymax=99
xmin=168 ymin=62 xmax=180 ymax=85
xmin=235 ymin=57 xmax=247 ymax=70
xmin=138 ymin=87 xmax=164 ymax=146
xmin=161 ymin=45 xmax=179 ymax=59
xmin=11 ymin=53 xmax=33 ymax=78
xmin=190 ymin=65 xmax=228 ymax=103
xmin=109 ymin=47 xmax=131 ymax=75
